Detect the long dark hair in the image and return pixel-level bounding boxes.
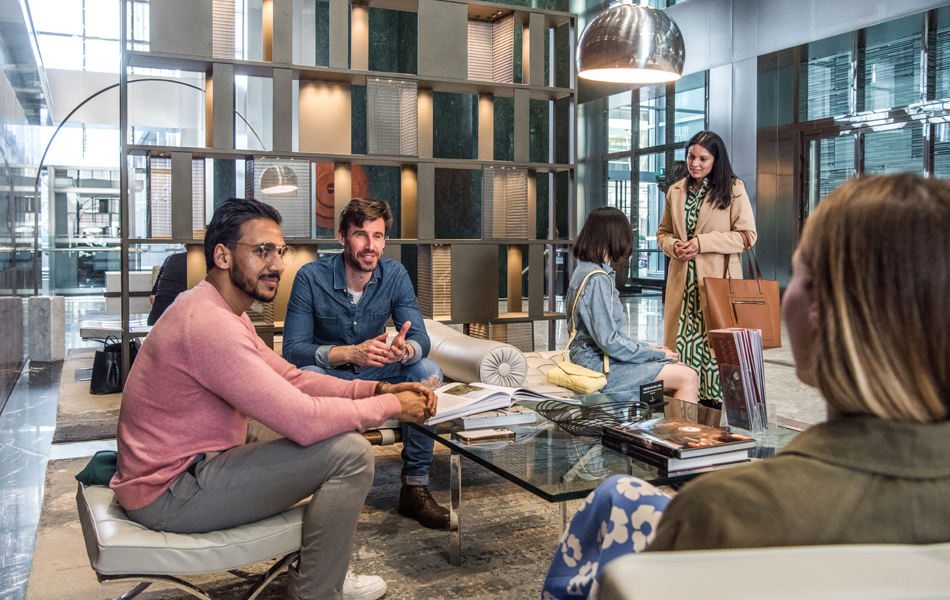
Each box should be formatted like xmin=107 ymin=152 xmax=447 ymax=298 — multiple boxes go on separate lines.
xmin=573 ymin=207 xmax=634 ymax=264
xmin=204 ymin=197 xmax=282 ymax=270
xmin=685 ymin=131 xmax=739 ymax=210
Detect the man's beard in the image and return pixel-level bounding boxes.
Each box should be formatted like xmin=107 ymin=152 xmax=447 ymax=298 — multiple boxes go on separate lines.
xmin=230 ymin=261 xmax=279 ymax=302
xmin=344 ymin=246 xmax=379 ymax=273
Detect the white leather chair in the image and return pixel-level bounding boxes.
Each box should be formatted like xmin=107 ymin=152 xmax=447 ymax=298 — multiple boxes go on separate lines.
xmin=77 ymin=483 xmax=303 ymax=600
xmin=598 ymin=543 xmax=950 ymax=600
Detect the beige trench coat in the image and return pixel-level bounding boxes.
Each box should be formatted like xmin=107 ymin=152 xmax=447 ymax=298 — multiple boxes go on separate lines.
xmin=655 ymin=178 xmax=757 ymax=350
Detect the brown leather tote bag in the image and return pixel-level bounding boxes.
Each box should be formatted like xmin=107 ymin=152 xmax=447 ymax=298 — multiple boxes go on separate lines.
xmin=703 ymin=232 xmax=782 ymax=349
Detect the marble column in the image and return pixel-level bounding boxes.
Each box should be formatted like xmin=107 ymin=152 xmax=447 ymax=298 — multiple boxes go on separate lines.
xmin=28 ymin=296 xmax=65 ymax=363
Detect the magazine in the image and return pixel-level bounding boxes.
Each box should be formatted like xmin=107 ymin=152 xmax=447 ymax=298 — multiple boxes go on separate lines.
xmin=425 ymin=382 xmax=576 ymax=425
xmin=601 ymin=433 xmax=751 ymax=474
xmin=603 ymin=417 xmax=756 ymax=459
xmin=709 ymin=328 xmax=767 ymax=431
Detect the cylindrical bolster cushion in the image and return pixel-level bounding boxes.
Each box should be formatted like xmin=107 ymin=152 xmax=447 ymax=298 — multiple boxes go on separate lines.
xmin=424 ymin=319 xmax=528 ymax=387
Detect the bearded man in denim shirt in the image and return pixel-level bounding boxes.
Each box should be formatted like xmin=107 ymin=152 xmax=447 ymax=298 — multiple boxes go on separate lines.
xmin=283 ymin=198 xmax=448 ymax=529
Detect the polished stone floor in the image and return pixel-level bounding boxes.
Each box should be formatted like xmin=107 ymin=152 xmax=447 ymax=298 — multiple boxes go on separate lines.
xmin=0 ymin=298 xmax=110 ymax=600
xmin=0 ymin=295 xmax=822 ymax=600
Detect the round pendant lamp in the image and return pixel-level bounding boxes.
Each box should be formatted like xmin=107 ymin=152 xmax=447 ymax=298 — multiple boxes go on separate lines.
xmin=576 ymin=1 xmax=685 ymax=84
xmin=260 ymin=164 xmax=298 ymax=194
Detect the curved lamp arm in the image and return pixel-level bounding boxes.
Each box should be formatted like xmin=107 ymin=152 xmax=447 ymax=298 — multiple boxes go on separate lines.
xmin=32 ymin=77 xmax=266 ymax=294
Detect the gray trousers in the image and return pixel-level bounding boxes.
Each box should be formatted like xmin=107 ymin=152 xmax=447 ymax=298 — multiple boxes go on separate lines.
xmin=126 ymin=432 xmax=375 ymax=600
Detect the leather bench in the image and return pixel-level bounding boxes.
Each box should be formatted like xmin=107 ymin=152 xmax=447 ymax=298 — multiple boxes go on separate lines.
xmin=77 ymin=482 xmax=304 ymax=600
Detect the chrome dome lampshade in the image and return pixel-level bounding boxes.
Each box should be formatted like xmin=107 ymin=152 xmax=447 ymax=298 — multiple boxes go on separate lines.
xmin=260 ymin=164 xmax=298 ymax=194
xmin=576 ymin=1 xmax=685 ymax=84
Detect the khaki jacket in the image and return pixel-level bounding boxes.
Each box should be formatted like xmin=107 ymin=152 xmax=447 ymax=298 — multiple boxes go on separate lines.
xmin=647 ymin=415 xmax=950 ymax=550
xmin=655 ymin=178 xmax=757 ymax=350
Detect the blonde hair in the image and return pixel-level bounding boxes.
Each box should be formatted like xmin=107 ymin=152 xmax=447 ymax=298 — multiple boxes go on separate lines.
xmin=799 ymin=173 xmax=950 ymax=423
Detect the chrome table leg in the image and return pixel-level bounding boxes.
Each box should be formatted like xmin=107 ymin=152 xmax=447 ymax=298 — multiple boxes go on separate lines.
xmin=449 ymin=450 xmax=461 ymax=566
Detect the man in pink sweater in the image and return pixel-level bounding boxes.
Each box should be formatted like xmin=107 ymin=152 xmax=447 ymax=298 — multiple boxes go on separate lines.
xmin=111 ymin=198 xmax=435 ymax=600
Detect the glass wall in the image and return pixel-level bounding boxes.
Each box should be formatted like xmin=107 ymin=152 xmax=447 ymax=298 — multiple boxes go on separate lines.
xmin=863 ymin=16 xmax=921 ymax=112
xmin=578 ymin=72 xmax=708 ymax=290
xmin=797 ymin=8 xmax=950 ymax=226
xmin=674 ymin=72 xmax=706 ymax=144
xmin=800 ymin=33 xmax=851 ymax=122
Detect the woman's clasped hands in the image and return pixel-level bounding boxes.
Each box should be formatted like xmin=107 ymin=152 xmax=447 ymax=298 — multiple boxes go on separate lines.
xmin=673 ymin=237 xmax=700 ymax=261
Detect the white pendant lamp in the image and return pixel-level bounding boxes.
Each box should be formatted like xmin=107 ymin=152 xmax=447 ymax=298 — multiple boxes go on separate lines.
xmin=576 ymin=0 xmax=685 ymax=84
xmin=260 ymin=164 xmax=298 ymax=194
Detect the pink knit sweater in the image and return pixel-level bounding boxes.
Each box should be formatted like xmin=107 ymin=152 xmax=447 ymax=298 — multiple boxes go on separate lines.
xmin=111 ymin=281 xmax=401 ymax=510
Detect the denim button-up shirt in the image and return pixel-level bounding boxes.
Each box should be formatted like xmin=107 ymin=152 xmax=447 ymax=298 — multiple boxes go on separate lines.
xmin=567 ymin=260 xmax=666 ymax=365
xmin=282 ymin=253 xmax=430 ymax=371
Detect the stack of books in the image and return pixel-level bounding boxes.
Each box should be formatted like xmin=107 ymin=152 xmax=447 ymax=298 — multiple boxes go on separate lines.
xmin=709 ymin=328 xmax=767 ymax=431
xmin=602 ymin=418 xmax=756 ymax=477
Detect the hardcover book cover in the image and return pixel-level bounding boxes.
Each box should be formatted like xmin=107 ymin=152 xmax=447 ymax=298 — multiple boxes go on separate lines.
xmin=601 ymin=433 xmax=751 ymax=474
xmin=603 ymin=418 xmax=755 ymax=458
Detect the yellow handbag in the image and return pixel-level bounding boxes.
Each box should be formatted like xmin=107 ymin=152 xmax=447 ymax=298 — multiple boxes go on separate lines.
xmin=547 ymin=270 xmax=611 ymax=394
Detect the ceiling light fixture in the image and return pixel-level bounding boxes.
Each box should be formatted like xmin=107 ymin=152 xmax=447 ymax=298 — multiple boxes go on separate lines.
xmin=260 ymin=164 xmax=298 ymax=194
xmin=576 ymin=0 xmax=685 ymax=84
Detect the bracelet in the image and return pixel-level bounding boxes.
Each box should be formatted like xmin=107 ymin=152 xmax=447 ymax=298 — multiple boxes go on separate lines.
xmin=374 ymin=381 xmax=387 ymax=395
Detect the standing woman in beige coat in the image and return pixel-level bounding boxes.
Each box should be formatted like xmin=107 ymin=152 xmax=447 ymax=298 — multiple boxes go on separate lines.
xmin=656 ymin=131 xmax=757 ymax=403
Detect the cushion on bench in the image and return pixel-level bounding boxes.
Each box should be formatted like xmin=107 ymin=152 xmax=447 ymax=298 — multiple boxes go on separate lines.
xmin=424 ymin=319 xmax=527 ymax=387
xmin=77 ymin=483 xmax=305 ymax=576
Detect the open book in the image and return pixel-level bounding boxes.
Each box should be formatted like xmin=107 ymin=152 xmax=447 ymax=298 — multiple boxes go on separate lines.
xmin=425 ymin=382 xmax=577 ymax=425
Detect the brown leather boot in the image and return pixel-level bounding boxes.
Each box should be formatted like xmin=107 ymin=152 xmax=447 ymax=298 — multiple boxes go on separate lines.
xmin=398 ymin=484 xmax=450 ymax=529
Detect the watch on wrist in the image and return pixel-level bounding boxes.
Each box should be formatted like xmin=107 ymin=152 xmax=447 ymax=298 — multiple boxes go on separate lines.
xmin=400 ymin=348 xmax=410 ymax=364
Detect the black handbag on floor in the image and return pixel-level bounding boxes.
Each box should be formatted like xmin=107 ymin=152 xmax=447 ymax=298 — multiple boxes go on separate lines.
xmin=90 ymin=337 xmax=139 ymax=395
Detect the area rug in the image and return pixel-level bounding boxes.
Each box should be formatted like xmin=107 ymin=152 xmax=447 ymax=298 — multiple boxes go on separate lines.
xmin=52 ymin=348 xmax=121 ymax=444
xmin=27 ymin=443 xmax=577 ymax=600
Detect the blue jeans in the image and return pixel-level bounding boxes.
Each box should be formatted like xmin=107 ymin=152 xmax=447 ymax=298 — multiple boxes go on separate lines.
xmin=301 ymin=358 xmax=443 ymax=486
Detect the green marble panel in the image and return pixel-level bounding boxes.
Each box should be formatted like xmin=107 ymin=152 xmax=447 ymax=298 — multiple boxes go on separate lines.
xmin=536 ymin=173 xmax=549 ymax=239
xmin=351 ymin=85 xmax=367 ymax=155
xmin=555 ymin=23 xmax=571 ymax=89
xmin=368 ymin=7 xmax=418 ymax=75
xmin=434 ymin=168 xmax=481 ymax=239
xmin=314 ymin=1 xmax=330 ymax=67
xmin=212 ymin=159 xmax=237 ymax=209
xmin=554 ymin=96 xmax=571 ymax=165
xmin=494 ymin=96 xmax=515 ymax=162
xmin=554 ymin=170 xmax=569 ymax=240
xmin=314 ymin=223 xmax=335 ymax=239
xmin=514 ymin=22 xmax=523 ymax=85
xmin=401 ymin=243 xmax=419 ymax=293
xmin=433 ymin=92 xmax=478 ymax=160
xmin=529 ymin=99 xmax=550 ymax=164
xmin=363 ymin=165 xmax=402 ymax=234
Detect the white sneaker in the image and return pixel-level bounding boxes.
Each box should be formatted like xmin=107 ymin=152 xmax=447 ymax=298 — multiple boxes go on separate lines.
xmin=343 ymin=571 xmax=387 ymax=600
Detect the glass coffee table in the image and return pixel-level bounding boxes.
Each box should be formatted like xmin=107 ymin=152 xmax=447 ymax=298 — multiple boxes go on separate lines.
xmin=409 ymin=394 xmax=800 ymax=565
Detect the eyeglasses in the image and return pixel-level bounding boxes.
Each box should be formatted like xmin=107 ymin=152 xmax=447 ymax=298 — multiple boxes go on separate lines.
xmin=235 ymin=242 xmax=296 ymax=265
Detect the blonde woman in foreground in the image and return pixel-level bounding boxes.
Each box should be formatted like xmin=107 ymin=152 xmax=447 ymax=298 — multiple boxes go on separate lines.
xmin=542 ymin=173 xmax=950 ymax=600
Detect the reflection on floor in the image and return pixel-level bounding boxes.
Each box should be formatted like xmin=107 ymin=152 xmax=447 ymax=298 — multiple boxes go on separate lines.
xmin=0 ymin=295 xmax=824 ymax=600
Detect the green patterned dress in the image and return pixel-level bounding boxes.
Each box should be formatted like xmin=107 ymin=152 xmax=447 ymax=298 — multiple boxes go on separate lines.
xmin=676 ymin=180 xmax=722 ymax=400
